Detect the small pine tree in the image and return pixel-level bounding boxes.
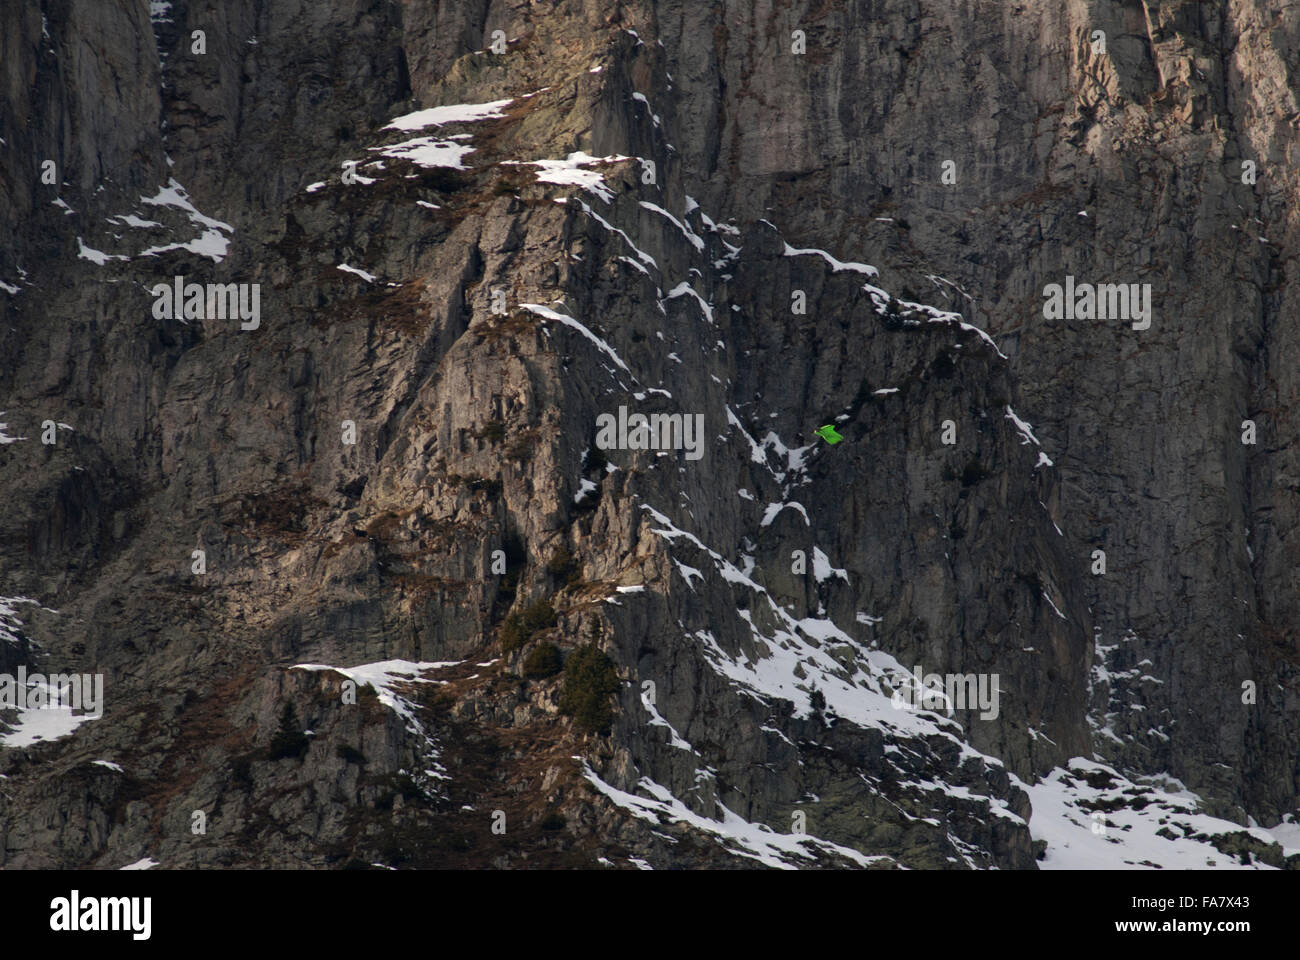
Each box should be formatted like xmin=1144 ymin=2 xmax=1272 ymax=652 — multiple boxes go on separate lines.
xmin=267 ymin=702 xmax=309 ymax=760
xmin=501 ymin=611 xmax=528 ymax=653
xmin=559 ymin=644 xmax=621 ymax=734
xmin=502 ymin=598 xmax=557 ymax=652
xmin=523 ymin=641 xmax=563 ymax=679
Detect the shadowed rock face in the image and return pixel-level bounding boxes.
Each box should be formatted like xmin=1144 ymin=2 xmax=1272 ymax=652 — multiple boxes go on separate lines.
xmin=0 ymin=0 xmax=1295 ymax=869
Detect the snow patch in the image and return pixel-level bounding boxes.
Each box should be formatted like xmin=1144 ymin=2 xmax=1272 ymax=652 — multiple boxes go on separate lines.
xmin=383 ymin=100 xmax=513 ymax=131
xmin=521 ymin=303 xmax=634 ymax=377
xmin=583 ymin=763 xmax=892 ymax=869
xmin=639 ymin=202 xmax=704 ymax=252
xmin=503 ymin=152 xmax=628 ymax=204
xmin=337 ymin=263 xmax=376 ymax=282
xmin=783 ymin=243 xmax=879 ymax=277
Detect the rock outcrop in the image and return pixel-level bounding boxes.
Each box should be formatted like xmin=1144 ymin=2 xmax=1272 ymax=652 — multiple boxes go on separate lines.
xmin=1 ymin=0 xmax=1297 ymax=869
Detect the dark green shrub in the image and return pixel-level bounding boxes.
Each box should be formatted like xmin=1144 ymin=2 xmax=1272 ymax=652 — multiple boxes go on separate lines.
xmin=501 ymin=612 xmax=528 ymax=652
xmin=476 ymin=419 xmax=506 ymax=443
xmin=559 ymin=644 xmax=621 ymax=734
xmin=523 ymin=641 xmax=562 ymax=679
xmin=502 ymin=598 xmax=557 ymax=653
xmin=521 ymin=598 xmax=556 ymax=632
xmin=390 ymin=772 xmax=425 ymax=804
xmin=267 ymin=702 xmax=309 ymax=761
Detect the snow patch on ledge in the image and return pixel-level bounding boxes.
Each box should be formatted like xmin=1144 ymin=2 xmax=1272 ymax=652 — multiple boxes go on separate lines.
xmin=502 ymin=152 xmax=629 ymax=203
xmin=383 ymin=99 xmax=513 ymax=131
xmin=639 ymin=201 xmax=704 ymax=252
xmin=1005 ymin=406 xmax=1055 ymax=469
xmin=521 ymin=303 xmax=634 ymax=377
xmin=783 ymin=242 xmax=879 ymax=277
xmin=582 ymin=762 xmax=893 ymax=869
xmin=1024 ymin=758 xmax=1286 ymax=870
xmin=337 ymin=263 xmax=376 ymax=282
xmin=292 ymin=660 xmax=460 ymax=782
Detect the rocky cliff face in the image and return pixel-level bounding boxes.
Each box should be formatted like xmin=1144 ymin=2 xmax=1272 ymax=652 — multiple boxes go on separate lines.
xmin=1 ymin=0 xmax=1297 ymax=869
